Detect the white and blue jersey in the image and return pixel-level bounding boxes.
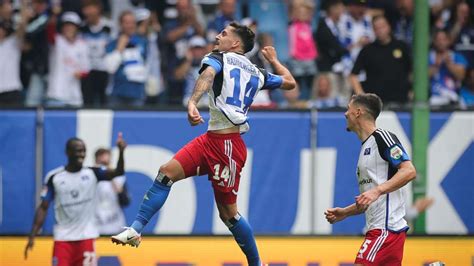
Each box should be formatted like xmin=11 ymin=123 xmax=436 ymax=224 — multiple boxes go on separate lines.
xmin=200 ymin=51 xmax=282 ymax=133
xmin=41 ymin=166 xmax=108 ymax=241
xmin=81 ymin=18 xmax=112 ymax=72
xmin=105 ymin=35 xmax=148 ymax=99
xmin=357 ymin=129 xmax=410 ymax=232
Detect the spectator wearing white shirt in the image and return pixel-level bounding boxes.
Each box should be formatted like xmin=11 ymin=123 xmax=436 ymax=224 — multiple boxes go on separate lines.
xmin=46 ymin=12 xmax=90 ymax=107
xmin=338 ymin=0 xmax=374 ymax=76
xmin=0 ymin=0 xmax=27 ymax=106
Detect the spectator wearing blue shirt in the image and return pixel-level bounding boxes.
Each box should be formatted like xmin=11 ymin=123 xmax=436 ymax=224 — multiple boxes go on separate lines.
xmin=161 ymin=0 xmax=205 ymax=104
xmin=429 ymin=29 xmax=468 ymax=106
xmin=81 ymin=0 xmax=112 ymax=107
xmin=105 ymin=10 xmax=148 ymax=107
xmin=23 ymin=0 xmax=51 ymax=106
xmin=206 ymin=0 xmax=236 ymax=42
xmin=449 ymin=2 xmax=474 ymax=68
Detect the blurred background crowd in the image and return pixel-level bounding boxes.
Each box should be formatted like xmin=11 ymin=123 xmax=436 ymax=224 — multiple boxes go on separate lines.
xmin=0 ymin=0 xmax=473 ymax=110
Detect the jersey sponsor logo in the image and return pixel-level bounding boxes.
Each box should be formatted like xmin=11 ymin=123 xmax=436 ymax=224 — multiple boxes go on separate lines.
xmin=364 ymin=148 xmax=371 ymax=155
xmin=390 ymin=146 xmax=403 ymax=160
xmin=358 ymin=178 xmax=373 ymax=185
xmin=62 ymin=198 xmax=93 ymax=207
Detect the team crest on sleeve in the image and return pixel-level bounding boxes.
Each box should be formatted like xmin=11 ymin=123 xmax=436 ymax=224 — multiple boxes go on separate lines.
xmin=390 ymin=146 xmax=403 ymax=159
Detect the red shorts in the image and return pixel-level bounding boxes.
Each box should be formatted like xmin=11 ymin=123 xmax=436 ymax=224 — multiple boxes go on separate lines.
xmin=53 ymin=239 xmax=96 ymax=266
xmin=355 ymin=229 xmax=406 ymax=265
xmin=174 ymin=132 xmax=247 ymax=204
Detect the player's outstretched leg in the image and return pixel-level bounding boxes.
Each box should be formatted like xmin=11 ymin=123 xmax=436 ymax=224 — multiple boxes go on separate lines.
xmin=218 ymin=203 xmax=262 ymax=266
xmin=112 ymin=160 xmax=185 ymax=247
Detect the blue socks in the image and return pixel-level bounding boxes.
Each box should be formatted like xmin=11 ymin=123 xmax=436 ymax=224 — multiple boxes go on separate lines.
xmin=131 ymin=173 xmax=172 ymax=233
xmin=227 ymin=214 xmax=261 ymax=266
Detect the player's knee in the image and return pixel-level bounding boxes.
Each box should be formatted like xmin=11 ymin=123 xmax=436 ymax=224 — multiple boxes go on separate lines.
xmin=154 ymin=171 xmax=174 ymax=187
xmin=219 ymin=212 xmax=232 ymax=223
xmin=218 ymin=208 xmax=238 ymax=223
xmin=221 ymin=212 xmax=241 ymax=228
xmin=159 ymin=162 xmax=185 ymax=182
xmin=158 ymin=164 xmax=178 ymax=182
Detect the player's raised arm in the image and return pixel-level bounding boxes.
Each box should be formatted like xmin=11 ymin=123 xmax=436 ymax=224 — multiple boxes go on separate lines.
xmin=261 ymin=46 xmax=296 ymax=90
xmin=98 ymin=132 xmax=127 ymax=180
xmin=187 ymin=66 xmax=216 ymax=126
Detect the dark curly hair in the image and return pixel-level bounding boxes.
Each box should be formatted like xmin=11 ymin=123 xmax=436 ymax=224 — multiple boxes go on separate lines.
xmin=229 ymin=21 xmax=255 ymax=53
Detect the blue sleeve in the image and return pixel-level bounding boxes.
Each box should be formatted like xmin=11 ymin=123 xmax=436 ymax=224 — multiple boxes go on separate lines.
xmin=91 ymin=166 xmax=109 ymax=181
xmin=454 ymin=53 xmax=468 ymax=67
xmin=200 ymin=55 xmax=222 ymax=73
xmin=262 ymin=72 xmax=283 ymax=90
xmin=382 ymin=144 xmax=410 ymax=168
xmin=105 ymin=39 xmax=116 ymax=53
xmin=40 ymin=178 xmax=54 ymax=202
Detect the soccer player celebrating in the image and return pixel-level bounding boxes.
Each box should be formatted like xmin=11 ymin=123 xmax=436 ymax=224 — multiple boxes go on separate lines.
xmin=325 ymin=93 xmax=417 ymax=265
xmin=112 ymin=22 xmax=296 ymax=265
xmin=24 ymin=133 xmax=127 ymax=265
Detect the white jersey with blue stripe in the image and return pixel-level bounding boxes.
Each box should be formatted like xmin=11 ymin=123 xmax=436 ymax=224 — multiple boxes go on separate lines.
xmin=357 ymin=128 xmax=410 ymax=232
xmin=41 ymin=166 xmax=108 ymax=241
xmin=200 ymin=51 xmax=282 ymax=133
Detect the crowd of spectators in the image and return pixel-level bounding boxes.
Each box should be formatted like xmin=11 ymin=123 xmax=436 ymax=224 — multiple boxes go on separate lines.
xmin=0 ymin=0 xmax=473 ymax=109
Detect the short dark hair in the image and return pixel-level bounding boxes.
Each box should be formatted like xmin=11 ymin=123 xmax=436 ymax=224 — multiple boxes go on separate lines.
xmin=82 ymin=0 xmax=102 ymax=9
xmin=432 ymin=28 xmax=449 ymax=39
xmin=66 ymin=137 xmax=84 ymax=151
xmin=323 ymin=0 xmax=343 ymax=11
xmin=119 ymin=10 xmax=134 ymax=23
xmin=351 ymin=93 xmax=383 ymax=120
xmin=372 ymin=14 xmax=388 ymax=25
xmin=94 ymin=148 xmax=110 ymax=160
xmin=229 ymin=21 xmax=255 ymax=53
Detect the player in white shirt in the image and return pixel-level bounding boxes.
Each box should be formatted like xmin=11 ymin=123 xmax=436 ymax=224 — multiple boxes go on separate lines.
xmin=24 ymin=133 xmax=127 ymax=266
xmin=325 ymin=93 xmax=417 ymax=265
xmin=94 ymin=148 xmax=130 ymax=235
xmin=112 ymin=22 xmax=296 ymax=266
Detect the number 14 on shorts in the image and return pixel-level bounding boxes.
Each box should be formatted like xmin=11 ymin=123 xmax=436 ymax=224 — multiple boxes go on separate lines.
xmin=213 ymin=164 xmax=230 ymax=186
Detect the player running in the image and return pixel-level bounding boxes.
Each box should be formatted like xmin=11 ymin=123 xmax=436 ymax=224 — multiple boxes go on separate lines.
xmin=325 ymin=93 xmax=417 ymax=265
xmin=112 ymin=22 xmax=296 ymax=265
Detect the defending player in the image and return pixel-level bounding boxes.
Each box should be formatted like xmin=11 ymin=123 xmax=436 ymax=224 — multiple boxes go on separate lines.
xmin=325 ymin=93 xmax=417 ymax=265
xmin=112 ymin=22 xmax=296 ymax=265
xmin=24 ymin=133 xmax=127 ymax=265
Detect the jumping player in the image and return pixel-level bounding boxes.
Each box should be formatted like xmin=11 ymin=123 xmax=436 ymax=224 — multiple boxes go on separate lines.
xmin=325 ymin=93 xmax=417 ymax=265
xmin=24 ymin=133 xmax=127 ymax=265
xmin=112 ymin=22 xmax=296 ymax=265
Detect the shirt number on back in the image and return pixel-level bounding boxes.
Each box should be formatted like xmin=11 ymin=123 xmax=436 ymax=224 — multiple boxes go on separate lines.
xmin=226 ymin=68 xmax=259 ymax=112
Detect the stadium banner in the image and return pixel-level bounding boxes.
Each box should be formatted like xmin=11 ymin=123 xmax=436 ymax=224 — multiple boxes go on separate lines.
xmin=3 ymin=236 xmax=473 ymax=265
xmin=0 ymin=110 xmax=37 ymax=234
xmin=0 ymin=110 xmax=472 ymax=235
